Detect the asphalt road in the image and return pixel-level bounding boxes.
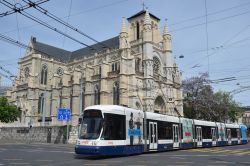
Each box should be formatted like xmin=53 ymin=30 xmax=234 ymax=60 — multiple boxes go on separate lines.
xmin=0 ymin=142 xmax=250 ymax=166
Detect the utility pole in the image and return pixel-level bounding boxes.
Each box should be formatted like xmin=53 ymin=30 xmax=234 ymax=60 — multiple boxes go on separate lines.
xmin=136 ymin=82 xmax=147 ymax=152
xmin=42 ymin=91 xmax=46 ymax=127
xmin=78 ymin=72 xmax=83 ymax=137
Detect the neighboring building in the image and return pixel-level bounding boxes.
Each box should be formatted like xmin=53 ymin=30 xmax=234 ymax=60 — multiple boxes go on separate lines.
xmin=7 ymin=10 xmax=183 ymax=141
xmin=240 ymin=106 xmax=250 ymax=128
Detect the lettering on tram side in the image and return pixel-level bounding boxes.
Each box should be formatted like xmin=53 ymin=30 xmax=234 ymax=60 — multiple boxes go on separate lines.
xmin=128 ymin=129 xmax=142 ymax=136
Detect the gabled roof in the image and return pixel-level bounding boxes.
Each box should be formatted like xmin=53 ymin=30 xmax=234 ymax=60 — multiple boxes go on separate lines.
xmin=127 ymin=10 xmax=160 ymax=21
xmin=32 ymin=41 xmax=71 ymax=62
xmin=71 ymin=36 xmax=119 ymax=61
xmin=31 ymin=36 xmax=119 ymax=63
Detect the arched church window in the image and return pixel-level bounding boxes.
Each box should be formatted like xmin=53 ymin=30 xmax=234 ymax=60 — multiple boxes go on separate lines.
xmin=113 ymin=82 xmax=120 ymax=105
xmin=57 ymin=67 xmax=64 ymax=76
xmin=135 ymin=58 xmax=141 ymax=72
xmin=40 ymin=64 xmax=48 ymax=85
xmin=153 ymin=57 xmax=160 ymax=75
xmin=24 ymin=67 xmax=30 ymax=78
xmin=38 ymin=93 xmax=45 ymax=114
xmin=136 ymin=22 xmax=140 ymax=40
xmin=94 ymin=85 xmax=100 ymax=105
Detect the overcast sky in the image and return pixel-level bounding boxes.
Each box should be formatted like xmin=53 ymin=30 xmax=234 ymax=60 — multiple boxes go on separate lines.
xmin=0 ymin=0 xmax=249 ymax=106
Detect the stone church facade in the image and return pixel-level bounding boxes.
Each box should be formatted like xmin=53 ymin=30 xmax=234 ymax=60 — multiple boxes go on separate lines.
xmin=7 ymin=10 xmax=183 ymax=139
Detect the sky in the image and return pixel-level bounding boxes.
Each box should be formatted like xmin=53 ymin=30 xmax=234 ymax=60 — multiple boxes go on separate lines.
xmin=0 ymin=0 xmax=249 ymax=106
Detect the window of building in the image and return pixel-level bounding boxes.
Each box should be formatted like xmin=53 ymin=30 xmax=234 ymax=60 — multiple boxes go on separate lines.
xmin=40 ymin=64 xmax=48 ymax=85
xmin=101 ymin=113 xmax=126 ymax=140
xmin=113 ymin=82 xmax=120 ymax=105
xmin=94 ymin=85 xmax=100 ymax=105
xmin=136 ymin=22 xmax=140 ymax=40
xmin=99 ymin=66 xmax=102 ymax=75
xmin=153 ymin=57 xmax=160 ymax=75
xmin=81 ymin=86 xmax=85 ymax=112
xmin=57 ymin=67 xmax=63 ymax=76
xmin=24 ymin=67 xmax=30 ymax=78
xmin=111 ymin=62 xmax=120 ymax=72
xmin=38 ymin=93 xmax=45 ymax=115
xmin=135 ymin=58 xmax=141 ymax=72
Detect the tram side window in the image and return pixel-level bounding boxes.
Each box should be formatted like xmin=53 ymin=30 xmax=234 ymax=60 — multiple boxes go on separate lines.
xmin=102 ymin=113 xmax=125 ymax=140
xmin=158 ymin=121 xmax=173 ymax=139
xmin=231 ymin=128 xmax=237 ymax=138
xmin=202 ymin=126 xmax=212 ymax=139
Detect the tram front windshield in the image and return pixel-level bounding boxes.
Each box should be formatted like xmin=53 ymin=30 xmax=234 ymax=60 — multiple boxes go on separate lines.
xmin=79 ymin=109 xmax=103 ymax=139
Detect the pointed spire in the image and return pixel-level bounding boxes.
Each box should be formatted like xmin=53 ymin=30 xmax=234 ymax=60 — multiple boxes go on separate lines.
xmin=121 ymin=17 xmax=127 ymax=33
xmin=144 ymin=9 xmax=151 ymax=25
xmin=163 ymin=19 xmax=170 ymax=35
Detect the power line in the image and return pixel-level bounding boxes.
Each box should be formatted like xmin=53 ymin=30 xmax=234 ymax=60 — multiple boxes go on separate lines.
xmin=21 ymin=0 xmax=110 ymax=49
xmin=204 ymin=0 xmax=209 ymax=76
xmin=0 ymin=0 xmax=96 ymax=50
xmin=62 ymin=0 xmax=72 ymax=47
xmin=170 ymin=9 xmax=250 ymax=33
xmin=169 ymin=1 xmax=250 ymax=26
xmin=0 ymin=0 xmax=48 ymax=17
xmin=0 ymin=33 xmax=66 ymax=62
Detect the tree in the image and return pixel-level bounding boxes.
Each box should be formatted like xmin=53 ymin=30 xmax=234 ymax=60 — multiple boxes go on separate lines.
xmin=182 ymin=73 xmax=242 ymax=122
xmin=0 ymin=97 xmax=21 ymax=123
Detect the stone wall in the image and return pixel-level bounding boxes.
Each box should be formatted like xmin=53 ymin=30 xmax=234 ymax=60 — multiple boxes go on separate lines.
xmin=0 ymin=126 xmax=71 ymax=144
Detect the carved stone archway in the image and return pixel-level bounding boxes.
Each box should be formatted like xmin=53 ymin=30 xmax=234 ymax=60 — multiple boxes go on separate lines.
xmin=154 ymin=96 xmax=166 ymax=114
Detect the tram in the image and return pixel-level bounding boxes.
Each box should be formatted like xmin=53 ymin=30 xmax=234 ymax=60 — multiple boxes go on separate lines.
xmin=75 ymin=105 xmax=248 ymax=156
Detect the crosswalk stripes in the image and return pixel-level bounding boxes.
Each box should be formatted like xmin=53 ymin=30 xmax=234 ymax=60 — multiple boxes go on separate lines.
xmin=186 ymin=147 xmax=250 ymax=155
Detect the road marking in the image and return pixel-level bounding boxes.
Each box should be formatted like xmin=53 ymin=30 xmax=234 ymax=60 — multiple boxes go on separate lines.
xmin=9 ymin=163 xmax=30 ymax=165
xmin=125 ymin=165 xmax=147 ymax=166
xmin=84 ymin=164 xmax=107 ymax=166
xmin=0 ymin=164 xmax=5 ymax=165
xmin=206 ymin=165 xmax=227 ymax=166
xmin=175 ymin=162 xmax=193 ymax=164
xmin=170 ymin=156 xmax=186 ymax=160
xmin=102 ymin=160 xmax=121 ymax=163
xmin=214 ymin=161 xmax=232 ymax=164
xmin=35 ymin=159 xmax=53 ymax=162
xmin=3 ymin=159 xmax=23 ymax=161
xmin=166 ymin=165 xmax=188 ymax=166
xmin=239 ymin=162 xmax=250 ymax=164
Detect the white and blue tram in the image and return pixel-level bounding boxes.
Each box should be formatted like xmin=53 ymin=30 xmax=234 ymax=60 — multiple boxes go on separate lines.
xmin=75 ymin=105 xmax=248 ymax=156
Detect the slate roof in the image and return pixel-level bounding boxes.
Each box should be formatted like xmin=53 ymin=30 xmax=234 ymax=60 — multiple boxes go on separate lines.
xmin=31 ymin=36 xmax=119 ymax=63
xmin=127 ymin=10 xmax=160 ymax=21
xmin=33 ymin=41 xmax=71 ymax=62
xmin=71 ymin=36 xmax=119 ymax=61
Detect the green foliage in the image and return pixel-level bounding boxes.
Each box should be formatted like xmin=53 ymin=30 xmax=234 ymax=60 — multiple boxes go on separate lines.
xmin=0 ymin=97 xmax=21 ymax=123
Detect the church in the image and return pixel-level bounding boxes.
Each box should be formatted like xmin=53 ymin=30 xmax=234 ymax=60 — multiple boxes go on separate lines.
xmin=7 ymin=10 xmax=183 ymax=135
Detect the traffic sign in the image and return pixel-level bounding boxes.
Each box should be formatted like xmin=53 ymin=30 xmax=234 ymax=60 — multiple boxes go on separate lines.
xmin=57 ymin=108 xmax=71 ymax=121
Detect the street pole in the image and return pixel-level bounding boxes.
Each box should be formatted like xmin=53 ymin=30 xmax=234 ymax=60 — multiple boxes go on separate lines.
xmin=78 ymin=74 xmax=83 ymax=138
xmin=42 ymin=92 xmax=46 ymax=127
xmin=66 ymin=119 xmax=69 ymax=144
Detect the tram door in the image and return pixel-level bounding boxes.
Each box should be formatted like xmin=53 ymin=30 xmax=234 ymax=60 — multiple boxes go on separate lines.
xmin=227 ymin=129 xmax=231 ymax=145
xmin=173 ymin=124 xmax=180 ymax=148
xmin=149 ymin=122 xmax=158 ymax=150
xmin=211 ymin=128 xmax=217 ymax=146
xmin=196 ymin=126 xmax=202 ymax=147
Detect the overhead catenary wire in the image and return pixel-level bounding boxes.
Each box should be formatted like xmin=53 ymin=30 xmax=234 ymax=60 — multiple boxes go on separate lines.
xmin=0 ymin=0 xmax=96 ymax=50
xmin=21 ymin=0 xmax=111 ymax=49
xmin=62 ymin=0 xmax=72 ymax=47
xmin=0 ymin=0 xmax=48 ymax=17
